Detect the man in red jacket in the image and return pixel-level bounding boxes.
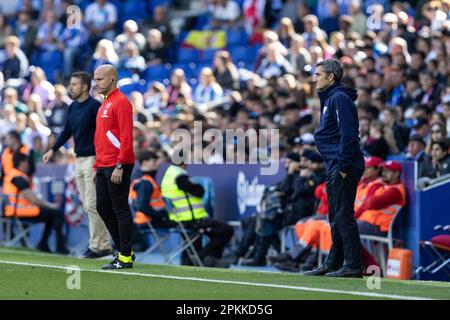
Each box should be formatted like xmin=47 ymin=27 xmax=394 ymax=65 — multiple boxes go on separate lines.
xmin=93 ymin=65 xmax=136 ymax=269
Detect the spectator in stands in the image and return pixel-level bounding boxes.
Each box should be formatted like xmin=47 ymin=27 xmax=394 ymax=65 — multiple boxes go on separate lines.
xmin=46 ymin=84 xmax=70 ymax=134
xmin=301 ymin=14 xmax=326 ymax=48
xmin=426 ymin=122 xmax=448 ymax=154
xmin=13 ymin=10 xmax=38 ymax=59
xmin=402 ymin=73 xmax=423 ymax=113
xmin=419 ymin=71 xmax=443 ymax=111
xmin=1 ymin=36 xmax=29 ymax=81
xmin=321 ymin=1 xmax=340 ymax=36
xmin=58 ymin=14 xmax=88 ymax=82
xmin=22 ymin=66 xmax=55 ymax=107
xmin=3 ymin=87 xmax=28 ymax=114
xmin=144 ymin=81 xmax=168 ymax=113
xmin=256 ymin=43 xmax=294 ymax=79
xmin=212 ymin=50 xmax=239 ymax=92
xmin=362 ymin=119 xmax=389 ymax=159
xmin=114 ymin=20 xmax=146 ymax=56
xmin=208 ymin=0 xmax=241 ymax=29
xmin=84 ymin=0 xmax=118 ymax=44
xmin=357 ymin=160 xmax=406 ymax=236
xmin=117 ymin=42 xmax=146 ymax=76
xmin=129 ymin=91 xmax=149 ymax=125
xmin=166 ymin=68 xmax=192 ymax=110
xmin=193 ymin=67 xmax=224 ymax=105
xmin=412 ymin=117 xmax=431 ymax=144
xmin=26 ymin=112 xmax=51 ymax=149
xmin=277 ymin=17 xmax=296 ymax=48
xmin=0 ymin=13 xmax=14 ymax=49
xmin=348 ymin=0 xmax=366 ymax=36
xmin=146 ymin=5 xmax=174 ymax=48
xmin=34 ymin=10 xmax=63 ymax=52
xmin=26 ymin=93 xmax=47 ymax=124
xmin=429 ymin=140 xmax=450 ymax=178
xmin=4 ymin=152 xmax=68 ymax=253
xmin=382 ymin=108 xmax=410 ymax=154
xmin=287 ymin=34 xmax=311 ymax=76
xmin=0 ymin=104 xmax=17 ymax=138
xmin=88 ymin=39 xmax=119 ymax=73
xmin=142 ymin=29 xmax=167 ymax=66
xmin=406 ymin=134 xmax=434 ymax=178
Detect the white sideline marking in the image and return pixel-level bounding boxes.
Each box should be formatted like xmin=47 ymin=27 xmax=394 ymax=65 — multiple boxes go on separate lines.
xmin=0 ymin=260 xmax=435 ymax=300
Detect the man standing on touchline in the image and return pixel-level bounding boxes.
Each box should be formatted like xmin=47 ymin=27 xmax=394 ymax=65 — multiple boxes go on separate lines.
xmin=306 ymin=59 xmax=365 ymax=278
xmin=43 ymin=71 xmax=113 ymax=258
xmin=92 ymin=64 xmax=136 ymax=270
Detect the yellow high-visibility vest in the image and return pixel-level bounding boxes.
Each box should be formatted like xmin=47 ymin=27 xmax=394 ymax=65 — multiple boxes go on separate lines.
xmin=160 ymin=165 xmax=208 ymax=222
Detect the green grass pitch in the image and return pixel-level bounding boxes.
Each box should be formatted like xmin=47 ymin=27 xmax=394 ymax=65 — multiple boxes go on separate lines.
xmin=0 ymin=248 xmax=449 ymax=300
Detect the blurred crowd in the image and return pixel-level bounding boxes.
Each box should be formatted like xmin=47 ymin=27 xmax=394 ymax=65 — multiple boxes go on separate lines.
xmin=0 ymin=0 xmax=449 ymax=182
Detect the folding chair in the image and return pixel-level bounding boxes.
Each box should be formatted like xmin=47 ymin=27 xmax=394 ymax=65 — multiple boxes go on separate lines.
xmin=0 ymin=194 xmax=34 ymax=248
xmin=359 ymin=209 xmax=404 ymax=276
xmin=415 ymin=225 xmax=450 ymax=278
xmin=278 ymin=225 xmax=297 ymax=253
xmin=134 ymin=218 xmax=172 ymax=263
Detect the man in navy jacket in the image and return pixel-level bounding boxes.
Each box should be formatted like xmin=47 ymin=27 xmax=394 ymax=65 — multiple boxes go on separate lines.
xmin=305 ymin=59 xmax=365 ymax=278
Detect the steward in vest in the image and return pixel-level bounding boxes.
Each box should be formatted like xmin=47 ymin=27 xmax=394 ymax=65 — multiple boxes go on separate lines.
xmin=4 ymin=152 xmax=68 ymax=254
xmin=160 ymin=160 xmax=234 ymax=268
xmin=130 ymin=151 xmax=172 ymax=226
xmin=1 ymin=130 xmax=35 ymax=186
xmin=358 ymin=160 xmax=407 ymax=235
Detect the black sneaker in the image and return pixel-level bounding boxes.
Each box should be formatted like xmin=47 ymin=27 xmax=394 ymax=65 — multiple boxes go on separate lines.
xmin=268 ymin=252 xmax=291 ymax=264
xmin=109 ymin=251 xmax=136 ymax=264
xmin=81 ymin=248 xmax=114 ymax=259
xmin=101 ymin=257 xmax=133 ymax=270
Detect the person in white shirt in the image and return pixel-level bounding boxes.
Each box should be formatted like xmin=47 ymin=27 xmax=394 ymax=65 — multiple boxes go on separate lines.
xmin=209 ymin=0 xmax=241 ymax=29
xmin=194 ymin=67 xmax=223 ymax=105
xmin=85 ymin=0 xmax=118 ymax=43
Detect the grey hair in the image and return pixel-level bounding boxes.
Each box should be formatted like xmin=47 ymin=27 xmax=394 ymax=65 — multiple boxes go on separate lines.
xmin=316 ymin=59 xmax=343 ymax=82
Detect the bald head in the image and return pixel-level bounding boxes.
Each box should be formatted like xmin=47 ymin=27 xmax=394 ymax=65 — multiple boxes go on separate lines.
xmin=93 ymin=64 xmax=118 ymax=96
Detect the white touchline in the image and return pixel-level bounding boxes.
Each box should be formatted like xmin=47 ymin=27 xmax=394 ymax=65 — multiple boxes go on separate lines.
xmin=0 ymin=260 xmax=436 ymax=300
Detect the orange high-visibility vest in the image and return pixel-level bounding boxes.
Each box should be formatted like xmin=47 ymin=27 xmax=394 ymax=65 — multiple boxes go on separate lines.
xmin=1 ymin=145 xmax=29 ymax=174
xmin=358 ymin=183 xmax=407 ymax=232
xmin=295 ymin=219 xmax=329 ymax=250
xmin=129 ymin=174 xmax=166 ymax=224
xmin=3 ymin=168 xmax=40 ymax=218
xmin=354 ymin=178 xmax=383 ymax=212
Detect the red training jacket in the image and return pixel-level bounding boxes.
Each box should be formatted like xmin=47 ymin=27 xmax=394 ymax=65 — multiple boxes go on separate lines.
xmin=94 ymin=88 xmax=135 ymax=168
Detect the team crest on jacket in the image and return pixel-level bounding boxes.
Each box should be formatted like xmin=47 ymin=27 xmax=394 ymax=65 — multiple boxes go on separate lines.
xmin=101 ymin=102 xmax=112 ymax=118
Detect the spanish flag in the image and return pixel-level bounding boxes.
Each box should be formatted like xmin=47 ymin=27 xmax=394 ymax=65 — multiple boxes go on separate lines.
xmin=183 ymin=30 xmax=226 ymax=50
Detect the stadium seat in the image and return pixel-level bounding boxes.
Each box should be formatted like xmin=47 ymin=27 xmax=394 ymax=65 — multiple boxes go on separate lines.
xmin=200 ymin=49 xmax=218 ymax=63
xmin=177 ymin=48 xmax=200 ymax=63
xmin=33 ymin=50 xmax=63 ymax=83
xmin=229 ymin=46 xmax=248 ymax=63
xmin=226 ymin=29 xmax=248 ymax=47
xmin=145 ymin=64 xmax=171 ymax=82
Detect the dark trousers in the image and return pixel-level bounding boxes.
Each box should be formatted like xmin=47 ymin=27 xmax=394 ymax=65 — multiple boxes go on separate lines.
xmin=325 ymin=167 xmax=364 ymax=270
xmin=96 ymin=165 xmax=134 ymax=256
xmin=182 ymin=218 xmax=234 ymax=265
xmin=24 ymin=206 xmax=65 ymax=250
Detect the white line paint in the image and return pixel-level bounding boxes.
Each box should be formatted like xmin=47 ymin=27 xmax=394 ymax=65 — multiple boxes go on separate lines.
xmin=0 ymin=260 xmax=436 ymax=300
